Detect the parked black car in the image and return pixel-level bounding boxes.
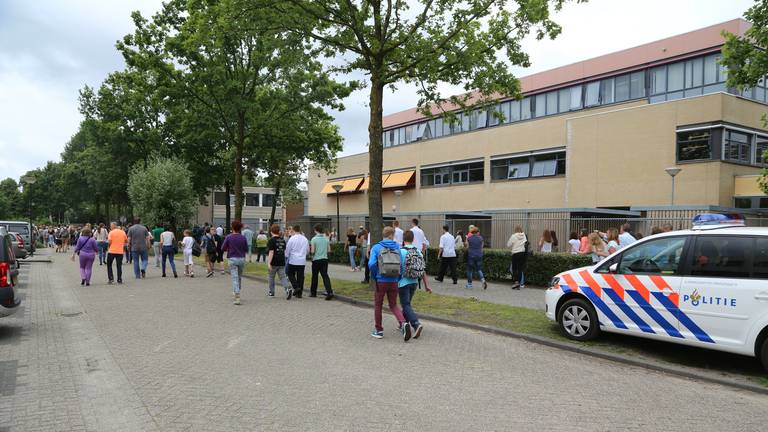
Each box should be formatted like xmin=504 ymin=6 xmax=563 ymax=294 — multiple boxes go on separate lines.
xmin=0 ymin=227 xmax=21 ymax=317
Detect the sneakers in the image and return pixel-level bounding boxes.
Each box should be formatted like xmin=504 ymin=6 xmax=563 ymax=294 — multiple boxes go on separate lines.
xmin=402 ymin=322 xmax=412 ymax=342
xmin=370 ymin=330 xmax=384 ymax=339
xmin=267 ymin=292 xmax=275 ymax=297
xmin=286 ymin=288 xmax=293 ymax=300
xmin=413 ymin=323 xmax=424 ymax=339
xmin=465 ymin=284 xmax=473 ymax=289
xmin=190 ymin=273 xmax=194 ymax=278
xmin=324 ymin=293 xmax=334 ymax=301
xmin=482 ymin=279 xmax=487 ymax=290
xmin=81 ymin=279 xmax=85 ymax=286
xmin=233 ymin=294 xmax=241 ymax=305
xmin=141 ymin=270 xmax=146 ymax=279
xmin=434 ymin=277 xmax=443 ymax=282
xmin=206 ymin=271 xmax=213 ymax=278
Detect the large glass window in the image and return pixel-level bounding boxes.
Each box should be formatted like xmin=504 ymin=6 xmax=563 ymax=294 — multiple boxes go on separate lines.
xmin=415 ymin=122 xmax=431 ymax=140
xmin=724 ymin=130 xmax=752 ymax=164
xmin=570 ymin=85 xmax=583 ymax=110
xmin=618 ymin=237 xmax=687 ymax=275
xmin=433 ymin=118 xmax=444 ymax=138
xmin=245 ymin=193 xmax=259 ymax=207
xmin=651 ymin=66 xmax=666 ymax=95
xmin=421 ymin=162 xmax=483 ymax=187
xmin=585 ymin=82 xmax=600 ymax=107
xmin=491 ymin=151 xmax=565 ymax=181
xmin=214 ymin=192 xmax=227 ymax=205
xmin=535 ymin=94 xmax=546 ymax=117
xmin=630 ymin=71 xmax=645 ymax=99
xmin=262 ymin=194 xmax=274 ymax=207
xmin=690 ymin=236 xmax=752 ymax=278
xmin=668 ymin=62 xmax=685 ymax=92
xmin=615 ymin=74 xmax=630 ymax=102
xmin=558 ymin=88 xmax=570 ymax=113
xmin=546 ymin=91 xmax=558 ymax=115
xmin=509 ymin=100 xmax=521 ymax=122
xmin=489 ymin=103 xmax=503 ymax=126
xmin=756 ymin=135 xmax=768 ymax=165
xmin=677 ymin=130 xmax=712 ymax=161
xmin=600 ymin=78 xmax=614 ymax=104
xmin=685 ymin=57 xmax=704 ymax=88
xmin=704 ymin=54 xmax=719 ymax=85
xmin=521 ymin=97 xmax=532 ymax=120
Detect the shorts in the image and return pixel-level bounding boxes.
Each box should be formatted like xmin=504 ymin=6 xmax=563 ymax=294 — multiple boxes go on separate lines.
xmin=183 ymin=250 xmax=193 ymax=265
xmin=216 ymin=252 xmax=224 ymax=263
xmin=205 ymin=252 xmax=216 ymax=263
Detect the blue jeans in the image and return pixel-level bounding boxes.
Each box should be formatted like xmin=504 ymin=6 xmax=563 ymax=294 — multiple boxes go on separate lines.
xmin=466 ymin=256 xmax=485 ymax=285
xmin=161 ymin=245 xmax=177 ymax=275
xmin=229 ymin=258 xmax=245 ymax=294
xmin=132 ymin=250 xmax=149 ymax=278
xmin=398 ymin=283 xmax=420 ymax=327
xmin=348 ymin=246 xmax=358 ymax=268
xmin=358 ymin=246 xmax=367 ymax=269
xmin=97 ymin=241 xmax=107 ymax=264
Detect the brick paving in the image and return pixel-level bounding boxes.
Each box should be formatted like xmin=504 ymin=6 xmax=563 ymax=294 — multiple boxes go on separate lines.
xmin=1 ymin=249 xmax=768 ymax=431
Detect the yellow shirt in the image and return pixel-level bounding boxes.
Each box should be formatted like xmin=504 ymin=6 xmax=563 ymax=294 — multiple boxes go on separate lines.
xmin=108 ymin=229 xmax=128 ymax=254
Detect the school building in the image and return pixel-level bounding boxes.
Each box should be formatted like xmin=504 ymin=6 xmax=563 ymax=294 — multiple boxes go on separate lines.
xmin=307 ymin=19 xmax=768 ymax=245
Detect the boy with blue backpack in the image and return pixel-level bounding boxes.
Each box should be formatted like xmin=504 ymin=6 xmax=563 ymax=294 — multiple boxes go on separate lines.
xmin=368 ymin=226 xmax=408 ymax=340
xmin=399 ymin=230 xmax=432 ymax=340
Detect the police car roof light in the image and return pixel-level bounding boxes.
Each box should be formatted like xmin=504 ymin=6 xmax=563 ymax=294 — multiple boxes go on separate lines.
xmin=691 ymin=213 xmax=745 ymax=230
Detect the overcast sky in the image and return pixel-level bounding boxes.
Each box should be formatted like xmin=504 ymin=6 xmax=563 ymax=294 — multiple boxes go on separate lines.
xmin=0 ymin=0 xmax=755 ymax=182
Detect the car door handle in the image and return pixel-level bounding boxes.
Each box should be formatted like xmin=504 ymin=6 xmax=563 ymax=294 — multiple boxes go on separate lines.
xmin=755 ymin=292 xmax=768 ymax=301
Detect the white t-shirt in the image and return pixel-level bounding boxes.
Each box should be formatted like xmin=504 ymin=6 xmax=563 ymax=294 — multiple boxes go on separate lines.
xmin=439 ymin=232 xmax=457 ymax=258
xmin=619 ymin=232 xmax=637 ymax=249
xmin=568 ymin=239 xmax=580 ymax=254
xmin=216 ymin=226 xmax=224 ymax=236
xmin=607 ymin=240 xmax=620 ymax=254
xmin=540 ymin=241 xmax=553 ymax=253
xmin=285 ymin=233 xmax=309 ymax=266
xmin=161 ymin=231 xmax=175 ymax=246
xmin=455 ymin=235 xmax=464 ymax=250
xmin=394 ymin=227 xmax=404 ymax=246
xmin=182 ymin=236 xmax=195 ymax=252
xmin=410 ymin=226 xmax=427 ymax=251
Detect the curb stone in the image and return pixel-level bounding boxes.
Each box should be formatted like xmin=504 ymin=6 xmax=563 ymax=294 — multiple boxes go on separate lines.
xmin=193 ymin=260 xmax=768 ymax=396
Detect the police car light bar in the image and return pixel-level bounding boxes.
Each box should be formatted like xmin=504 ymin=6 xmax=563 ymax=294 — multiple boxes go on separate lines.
xmin=691 ymin=213 xmax=745 ymax=230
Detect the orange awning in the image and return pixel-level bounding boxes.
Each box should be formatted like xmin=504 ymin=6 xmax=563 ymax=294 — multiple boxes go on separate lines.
xmin=383 ymin=171 xmax=415 ymax=189
xmin=321 ymin=180 xmax=345 ymax=194
xmin=340 ymin=178 xmax=363 ymax=193
xmin=360 ymin=174 xmax=390 ymax=191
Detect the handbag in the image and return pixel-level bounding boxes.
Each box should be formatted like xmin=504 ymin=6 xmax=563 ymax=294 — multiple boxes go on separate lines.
xmin=191 ymin=240 xmax=202 ymax=257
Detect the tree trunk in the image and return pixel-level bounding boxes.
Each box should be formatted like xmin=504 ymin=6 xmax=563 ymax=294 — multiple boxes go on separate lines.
xmin=94 ymin=194 xmax=100 ymax=223
xmin=234 ymin=112 xmax=245 ymax=222
xmin=224 ymin=182 xmax=231 ymax=233
xmin=367 ymin=78 xmax=385 ymax=244
xmin=105 ymin=197 xmax=111 ymax=224
xmin=269 ymin=177 xmax=282 ymax=228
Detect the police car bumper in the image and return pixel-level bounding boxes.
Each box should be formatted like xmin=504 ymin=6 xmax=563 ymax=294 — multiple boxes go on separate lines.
xmin=545 ymin=288 xmax=560 ymax=322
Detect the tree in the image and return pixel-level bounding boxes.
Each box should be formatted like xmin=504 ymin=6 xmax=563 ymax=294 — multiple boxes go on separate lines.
xmin=722 ymin=0 xmax=768 ymax=194
xmin=0 ymin=178 xmax=21 ymax=220
xmin=278 ymin=0 xmax=581 ymax=241
xmin=127 ymin=157 xmax=197 ymax=229
xmin=118 ymin=0 xmax=352 ymax=223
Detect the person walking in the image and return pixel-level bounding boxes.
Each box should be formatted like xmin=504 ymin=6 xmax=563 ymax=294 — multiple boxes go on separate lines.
xmin=309 ymin=224 xmax=333 ymax=300
xmin=368 ymin=226 xmax=408 ymax=340
xmin=221 ymin=220 xmax=248 ymax=305
xmin=160 ymin=225 xmax=178 ymax=278
xmin=285 ymin=225 xmax=309 ymax=299
xmin=94 ymin=223 xmax=108 ymax=265
xmin=266 ymin=224 xmax=292 ymax=299
xmin=466 ymin=227 xmax=487 ymax=290
xmin=73 ymin=227 xmax=98 ymax=286
xmin=151 ymin=223 xmax=164 ymax=268
xmin=619 ymin=223 xmax=637 ymax=249
xmin=358 ymin=229 xmax=369 ymax=282
xmin=393 ymin=220 xmax=404 ymax=247
xmin=202 ymin=228 xmax=218 ymax=277
xmin=106 ymin=222 xmax=127 ymax=284
xmin=216 ymin=225 xmax=224 ymax=237
xmin=127 ymin=218 xmax=151 ymax=279
xmin=344 ymin=228 xmax=358 ymax=271
xmin=60 ymin=227 xmax=70 ymax=253
xmin=255 ymin=230 xmax=268 ymax=263
xmin=506 ymin=225 xmax=528 ymax=290
xmin=214 ymin=228 xmax=226 ymax=274
xmin=568 ymin=232 xmax=581 ymax=254
xmin=242 ymin=224 xmax=255 ymax=263
xmin=181 ymin=229 xmax=195 ymax=277
xmin=538 ymin=230 xmax=553 ymax=253
xmin=435 ymin=225 xmax=458 ymax=284
xmin=399 ymin=230 xmax=432 ymax=341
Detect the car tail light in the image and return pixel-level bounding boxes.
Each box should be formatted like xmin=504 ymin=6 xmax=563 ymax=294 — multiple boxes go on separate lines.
xmin=0 ymin=262 xmax=8 ymax=288
xmin=16 ymin=235 xmax=24 ymax=248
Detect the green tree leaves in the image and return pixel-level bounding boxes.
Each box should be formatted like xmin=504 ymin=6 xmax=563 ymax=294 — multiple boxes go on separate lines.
xmin=127 ymin=157 xmax=197 ymax=228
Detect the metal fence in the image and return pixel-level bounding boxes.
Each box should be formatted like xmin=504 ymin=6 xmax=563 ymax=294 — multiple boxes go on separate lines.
xmin=311 ymin=211 xmax=768 ymax=250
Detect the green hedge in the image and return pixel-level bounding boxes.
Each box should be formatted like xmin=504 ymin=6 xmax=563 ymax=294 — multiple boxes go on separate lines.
xmin=328 ymin=243 xmax=592 ymax=287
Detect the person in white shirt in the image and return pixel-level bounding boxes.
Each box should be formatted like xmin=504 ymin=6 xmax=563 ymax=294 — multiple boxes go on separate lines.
xmin=216 ymin=225 xmax=224 ymax=237
xmin=393 ymin=220 xmax=404 ymax=246
xmin=435 ymin=225 xmax=458 ymax=284
xmin=409 ymin=218 xmax=428 ymax=254
xmin=284 ymin=225 xmax=309 ymax=298
xmin=618 ymin=223 xmax=637 ymax=249
xmin=181 ymin=229 xmax=195 ymax=277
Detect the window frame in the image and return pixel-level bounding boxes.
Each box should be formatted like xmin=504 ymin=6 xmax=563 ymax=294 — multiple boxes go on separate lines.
xmin=421 ymin=161 xmax=484 ymax=188
xmin=687 ymin=235 xmax=758 ymax=279
xmin=611 ymin=235 xmax=691 ymax=276
xmin=491 ymin=150 xmax=566 ymax=181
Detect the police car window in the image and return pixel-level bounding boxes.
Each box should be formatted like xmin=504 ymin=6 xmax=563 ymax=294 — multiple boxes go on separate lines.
xmin=690 ymin=236 xmax=752 ymax=279
xmin=751 ymin=238 xmax=768 ymax=279
xmin=618 ymin=237 xmax=686 ymax=275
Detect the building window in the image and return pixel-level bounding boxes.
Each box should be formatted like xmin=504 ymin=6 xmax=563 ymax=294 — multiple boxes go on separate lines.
xmin=509 ymin=100 xmax=521 ymax=122
xmin=614 ymin=74 xmax=630 ymax=102
xmin=724 ymin=130 xmax=752 ymax=164
xmin=704 ymin=54 xmax=719 ymax=85
xmin=558 ymin=88 xmax=570 ymax=113
xmin=491 ymin=150 xmax=566 ymax=181
xmin=756 ymin=135 xmax=768 ymax=166
xmin=421 ymin=162 xmax=483 ymax=187
xmin=262 ymin=194 xmax=274 ymax=207
xmin=585 ymin=81 xmax=600 ymax=107
xmin=667 ymin=62 xmax=685 ymax=92
xmin=534 ymin=94 xmax=546 ymax=117
xmin=521 ymin=97 xmax=532 ymax=120
xmin=546 ymin=91 xmax=558 ymax=115
xmin=570 ymin=85 xmax=583 ymax=110
xmin=685 ymin=57 xmax=704 ymax=88
xmin=677 ymin=130 xmax=711 ymax=161
xmin=630 ymin=71 xmax=645 ymax=99
xmin=735 ymin=197 xmax=752 ymax=209
xmin=214 ymin=192 xmax=227 ymax=205
xmin=651 ymin=66 xmax=666 ymax=95
xmin=245 ymin=193 xmax=259 ymax=207
xmin=600 ymin=78 xmax=614 ymax=104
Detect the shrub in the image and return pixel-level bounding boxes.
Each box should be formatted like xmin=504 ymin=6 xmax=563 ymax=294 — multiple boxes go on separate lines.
xmin=329 ymin=243 xmax=592 ymax=287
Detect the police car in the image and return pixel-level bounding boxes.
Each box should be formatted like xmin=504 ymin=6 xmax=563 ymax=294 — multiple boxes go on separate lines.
xmin=545 ymin=214 xmax=768 ymax=370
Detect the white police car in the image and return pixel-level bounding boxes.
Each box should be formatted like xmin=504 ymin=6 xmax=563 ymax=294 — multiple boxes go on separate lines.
xmin=545 ymin=214 xmax=768 ymax=370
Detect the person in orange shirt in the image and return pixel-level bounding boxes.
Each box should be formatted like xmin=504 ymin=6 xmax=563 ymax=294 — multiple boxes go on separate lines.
xmin=107 ymin=222 xmax=128 ymax=284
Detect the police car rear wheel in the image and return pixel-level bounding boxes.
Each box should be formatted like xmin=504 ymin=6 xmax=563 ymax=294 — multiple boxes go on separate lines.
xmin=558 ymin=298 xmax=599 ymax=341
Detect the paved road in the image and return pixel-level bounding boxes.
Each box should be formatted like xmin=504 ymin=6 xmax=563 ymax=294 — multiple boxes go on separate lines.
xmin=1 ymin=250 xmax=767 ymax=431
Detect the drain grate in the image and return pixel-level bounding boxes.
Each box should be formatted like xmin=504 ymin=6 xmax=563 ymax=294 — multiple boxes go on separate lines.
xmin=0 ymin=360 xmax=19 ymax=396
xmin=60 ymin=312 xmax=83 ymax=317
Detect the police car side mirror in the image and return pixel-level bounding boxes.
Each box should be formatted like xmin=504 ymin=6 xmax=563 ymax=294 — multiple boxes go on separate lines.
xmin=609 ymin=263 xmax=618 ymax=273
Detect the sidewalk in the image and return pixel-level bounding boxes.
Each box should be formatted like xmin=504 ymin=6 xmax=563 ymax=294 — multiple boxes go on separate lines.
xmin=243 ymin=258 xmax=546 ymax=311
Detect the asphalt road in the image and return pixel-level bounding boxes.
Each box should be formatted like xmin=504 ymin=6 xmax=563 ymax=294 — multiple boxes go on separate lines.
xmin=1 ymin=250 xmax=767 ymax=431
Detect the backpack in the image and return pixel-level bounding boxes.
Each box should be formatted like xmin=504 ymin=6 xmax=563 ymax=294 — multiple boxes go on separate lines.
xmin=191 ymin=239 xmax=202 ymax=257
xmin=404 ymin=247 xmax=425 ymax=279
xmin=204 ymin=236 xmax=216 ymax=254
xmin=377 ymin=247 xmax=402 ymax=277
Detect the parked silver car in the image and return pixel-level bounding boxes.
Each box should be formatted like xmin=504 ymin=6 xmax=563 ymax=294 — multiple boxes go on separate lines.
xmin=9 ymin=232 xmax=27 ymax=261
xmin=0 ymin=221 xmax=34 ymax=255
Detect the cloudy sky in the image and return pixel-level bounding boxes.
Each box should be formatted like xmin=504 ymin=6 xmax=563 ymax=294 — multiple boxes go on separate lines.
xmin=0 ymin=0 xmax=755 ymax=182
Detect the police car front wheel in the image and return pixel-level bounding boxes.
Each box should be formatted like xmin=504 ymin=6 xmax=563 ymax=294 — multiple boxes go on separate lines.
xmin=558 ymin=298 xmax=600 ymax=341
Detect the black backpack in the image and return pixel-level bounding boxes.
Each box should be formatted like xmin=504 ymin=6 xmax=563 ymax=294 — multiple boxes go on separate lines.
xmin=204 ymin=236 xmax=216 ymax=254
xmin=191 ymin=240 xmax=202 ymax=257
